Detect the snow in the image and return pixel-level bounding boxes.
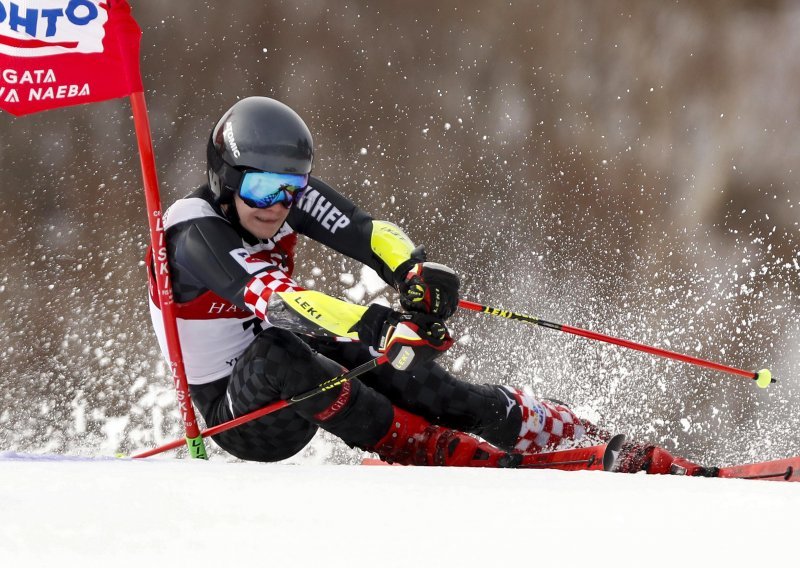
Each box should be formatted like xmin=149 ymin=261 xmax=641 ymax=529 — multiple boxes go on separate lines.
xmin=1 ymin=454 xmax=797 ymax=567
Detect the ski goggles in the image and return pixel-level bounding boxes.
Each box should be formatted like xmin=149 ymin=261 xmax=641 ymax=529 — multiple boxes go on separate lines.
xmin=237 ymin=170 xmax=309 ymax=208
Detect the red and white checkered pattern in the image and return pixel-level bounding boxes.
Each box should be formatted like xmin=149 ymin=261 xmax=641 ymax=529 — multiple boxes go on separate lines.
xmin=504 ymin=387 xmax=586 ymax=453
xmin=243 ymin=269 xmax=304 ymax=320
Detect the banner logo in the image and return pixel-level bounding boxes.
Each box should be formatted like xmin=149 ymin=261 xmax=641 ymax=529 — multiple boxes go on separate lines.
xmin=223 ymin=121 xmax=240 ymax=158
xmin=0 ymin=0 xmax=108 ymax=57
xmin=0 ymin=0 xmax=142 ymax=116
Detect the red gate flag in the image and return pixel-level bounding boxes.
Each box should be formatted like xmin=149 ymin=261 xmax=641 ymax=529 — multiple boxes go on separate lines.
xmin=0 ymin=0 xmax=142 ymax=116
xmin=0 ymin=1 xmax=208 ymax=457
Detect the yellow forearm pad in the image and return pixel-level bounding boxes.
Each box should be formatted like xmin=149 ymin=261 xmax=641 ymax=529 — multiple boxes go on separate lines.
xmin=274 ymin=290 xmax=367 ymax=339
xmin=370 ymin=220 xmax=416 ymax=272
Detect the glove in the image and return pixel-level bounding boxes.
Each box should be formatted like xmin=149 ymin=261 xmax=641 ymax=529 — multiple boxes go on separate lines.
xmin=380 ymin=312 xmax=454 ymax=371
xmin=352 ymin=305 xmax=454 ymax=371
xmin=397 ymin=262 xmax=460 ymax=320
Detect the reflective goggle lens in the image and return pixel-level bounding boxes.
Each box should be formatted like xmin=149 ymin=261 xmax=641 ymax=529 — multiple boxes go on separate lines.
xmin=238 ymin=171 xmax=308 ymax=208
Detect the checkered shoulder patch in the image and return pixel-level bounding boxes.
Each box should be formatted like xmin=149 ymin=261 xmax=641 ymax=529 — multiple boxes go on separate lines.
xmin=243 ymin=269 xmax=305 ymax=320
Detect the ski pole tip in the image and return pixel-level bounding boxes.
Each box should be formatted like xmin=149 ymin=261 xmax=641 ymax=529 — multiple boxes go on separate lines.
xmin=754 ymin=368 xmax=773 ymax=389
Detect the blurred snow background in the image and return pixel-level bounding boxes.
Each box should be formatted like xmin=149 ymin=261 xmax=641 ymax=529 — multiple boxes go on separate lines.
xmin=0 ymin=1 xmax=798 ymax=466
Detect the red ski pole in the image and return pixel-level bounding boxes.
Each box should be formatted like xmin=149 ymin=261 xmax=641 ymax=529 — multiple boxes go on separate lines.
xmin=132 ymin=355 xmax=388 ymax=459
xmin=458 ymin=299 xmax=774 ymax=388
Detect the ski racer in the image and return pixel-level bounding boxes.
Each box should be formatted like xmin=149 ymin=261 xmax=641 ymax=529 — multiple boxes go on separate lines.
xmin=147 ymin=96 xmax=708 ymax=473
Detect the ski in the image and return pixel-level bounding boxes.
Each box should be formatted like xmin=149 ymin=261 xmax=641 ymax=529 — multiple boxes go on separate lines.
xmin=518 ymin=434 xmax=626 ymax=472
xmin=617 ymin=446 xmax=800 ymax=482
xmin=715 ymin=455 xmax=800 ymax=482
xmin=362 ymin=439 xmax=799 ymax=481
xmin=362 ymin=434 xmax=626 ymax=471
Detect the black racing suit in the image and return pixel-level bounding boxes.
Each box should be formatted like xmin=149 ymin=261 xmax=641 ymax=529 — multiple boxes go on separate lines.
xmin=148 ymin=178 xmax=521 ymax=462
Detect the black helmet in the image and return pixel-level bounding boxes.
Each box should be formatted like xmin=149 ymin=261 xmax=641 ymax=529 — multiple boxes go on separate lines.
xmin=207 ymin=97 xmax=314 ymax=203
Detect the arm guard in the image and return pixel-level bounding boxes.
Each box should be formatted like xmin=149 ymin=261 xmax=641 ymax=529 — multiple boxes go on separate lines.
xmin=243 ymin=270 xmax=367 ymax=338
xmin=369 ymin=220 xmax=417 ymax=274
xmin=267 ymin=290 xmax=367 ymax=339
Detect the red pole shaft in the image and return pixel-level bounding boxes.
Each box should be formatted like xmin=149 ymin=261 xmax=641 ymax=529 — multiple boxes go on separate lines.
xmin=458 ymin=299 xmax=757 ymax=379
xmin=559 ymin=323 xmax=754 ymax=378
xmin=133 ymin=399 xmax=290 ymax=459
xmin=129 ymin=91 xmax=207 ymax=459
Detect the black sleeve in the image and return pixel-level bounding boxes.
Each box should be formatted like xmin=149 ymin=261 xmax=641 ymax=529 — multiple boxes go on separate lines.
xmin=168 ymin=216 xmax=263 ymax=310
xmin=287 ymin=176 xmax=401 ymax=285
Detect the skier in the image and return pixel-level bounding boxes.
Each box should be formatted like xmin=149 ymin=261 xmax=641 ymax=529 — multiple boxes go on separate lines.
xmin=147 ymin=96 xmax=707 ymax=474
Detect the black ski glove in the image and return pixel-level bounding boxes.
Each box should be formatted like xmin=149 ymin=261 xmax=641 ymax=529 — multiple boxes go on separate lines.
xmin=352 ymin=304 xmax=454 ymax=371
xmin=396 ymin=261 xmax=460 ymax=320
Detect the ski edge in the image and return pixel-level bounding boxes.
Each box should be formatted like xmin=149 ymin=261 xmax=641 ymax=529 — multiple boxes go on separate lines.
xmin=716 ymin=455 xmax=800 ymax=482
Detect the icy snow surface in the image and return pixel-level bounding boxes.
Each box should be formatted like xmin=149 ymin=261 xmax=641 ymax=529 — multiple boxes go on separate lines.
xmin=0 ymin=454 xmax=797 ymax=567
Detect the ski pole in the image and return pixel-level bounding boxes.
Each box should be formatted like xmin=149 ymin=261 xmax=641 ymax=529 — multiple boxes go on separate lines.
xmin=458 ymin=299 xmax=774 ymax=388
xmin=132 ymin=355 xmax=388 ymax=459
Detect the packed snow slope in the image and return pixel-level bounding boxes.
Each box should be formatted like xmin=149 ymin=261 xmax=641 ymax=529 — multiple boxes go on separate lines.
xmin=0 ymin=455 xmax=796 ymax=567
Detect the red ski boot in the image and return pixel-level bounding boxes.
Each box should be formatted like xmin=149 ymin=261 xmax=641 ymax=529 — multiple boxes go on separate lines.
xmin=367 ymin=406 xmax=518 ymax=467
